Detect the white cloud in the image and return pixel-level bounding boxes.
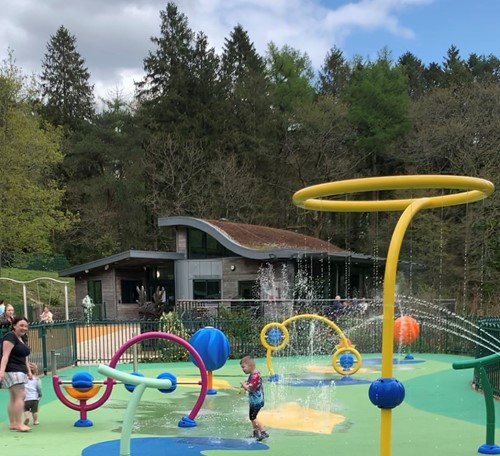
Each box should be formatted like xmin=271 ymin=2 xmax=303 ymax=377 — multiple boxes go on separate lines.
xmin=0 ymin=0 xmax=430 ymax=100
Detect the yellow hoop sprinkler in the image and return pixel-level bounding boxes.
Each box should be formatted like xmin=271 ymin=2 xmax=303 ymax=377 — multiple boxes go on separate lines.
xmin=260 ymin=314 xmax=362 ymax=380
xmin=293 ymin=175 xmax=494 ymax=456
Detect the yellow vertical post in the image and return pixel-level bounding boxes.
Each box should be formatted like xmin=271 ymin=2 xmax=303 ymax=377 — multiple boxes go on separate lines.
xmin=379 ymin=198 xmax=429 ymax=456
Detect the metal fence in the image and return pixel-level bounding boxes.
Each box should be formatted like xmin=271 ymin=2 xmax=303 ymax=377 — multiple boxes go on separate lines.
xmin=2 ymin=306 xmax=499 ymax=395
xmin=473 ymin=318 xmax=500 ymax=395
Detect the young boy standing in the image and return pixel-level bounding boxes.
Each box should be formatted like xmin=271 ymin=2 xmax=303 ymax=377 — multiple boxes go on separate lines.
xmin=240 ymin=355 xmax=269 ymax=441
xmin=24 ymin=362 xmax=42 ymax=426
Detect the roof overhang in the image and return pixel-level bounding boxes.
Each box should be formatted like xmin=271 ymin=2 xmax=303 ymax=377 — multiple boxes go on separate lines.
xmin=59 ymin=250 xmax=184 ymax=277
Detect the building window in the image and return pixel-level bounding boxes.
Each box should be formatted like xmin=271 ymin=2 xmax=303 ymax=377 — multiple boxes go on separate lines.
xmin=188 ymin=228 xmax=205 ymax=258
xmin=238 ymin=281 xmax=256 ymax=299
xmin=187 ymin=228 xmax=232 ymax=259
xmin=121 ymin=280 xmax=143 ymax=304
xmin=193 ymin=280 xmax=221 ymax=299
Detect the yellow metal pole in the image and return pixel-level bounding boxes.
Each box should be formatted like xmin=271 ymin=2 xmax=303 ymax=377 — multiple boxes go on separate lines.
xmin=379 ymin=198 xmax=430 ymax=456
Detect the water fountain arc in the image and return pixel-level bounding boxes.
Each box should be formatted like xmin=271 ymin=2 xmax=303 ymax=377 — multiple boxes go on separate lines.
xmin=292 ymin=175 xmax=495 ymax=456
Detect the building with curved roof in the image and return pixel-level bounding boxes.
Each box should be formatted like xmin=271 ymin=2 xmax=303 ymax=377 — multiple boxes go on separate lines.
xmin=60 ymin=216 xmax=381 ymax=319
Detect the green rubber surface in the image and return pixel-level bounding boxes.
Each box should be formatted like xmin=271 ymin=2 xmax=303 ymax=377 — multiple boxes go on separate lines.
xmin=0 ymin=354 xmax=497 ymax=456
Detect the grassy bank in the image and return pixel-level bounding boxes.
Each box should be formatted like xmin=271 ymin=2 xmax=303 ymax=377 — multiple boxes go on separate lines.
xmin=0 ymin=268 xmax=75 ymax=314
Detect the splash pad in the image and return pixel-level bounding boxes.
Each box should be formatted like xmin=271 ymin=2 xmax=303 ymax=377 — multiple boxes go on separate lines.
xmin=293 ymin=175 xmax=494 ymax=456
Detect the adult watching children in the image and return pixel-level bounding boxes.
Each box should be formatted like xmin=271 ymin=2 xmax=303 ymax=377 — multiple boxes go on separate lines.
xmin=0 ymin=316 xmax=32 ymax=432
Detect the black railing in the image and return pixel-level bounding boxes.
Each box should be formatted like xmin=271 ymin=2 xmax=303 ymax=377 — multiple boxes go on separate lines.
xmin=12 ymin=306 xmax=500 ymax=396
xmin=24 ymin=321 xmax=78 ymax=375
xmin=474 ymin=318 xmax=500 ymax=396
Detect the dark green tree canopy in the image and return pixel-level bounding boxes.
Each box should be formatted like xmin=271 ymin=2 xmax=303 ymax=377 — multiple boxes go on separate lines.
xmin=265 ymin=42 xmax=315 ymax=113
xmin=398 ymin=52 xmax=427 ymax=99
xmin=344 ymin=50 xmax=411 ymax=176
xmin=318 ymin=46 xmax=351 ymax=97
xmin=40 ymin=25 xmax=95 ymax=130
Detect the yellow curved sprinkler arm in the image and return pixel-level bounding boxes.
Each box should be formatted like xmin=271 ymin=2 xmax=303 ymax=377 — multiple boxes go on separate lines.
xmin=281 ymin=313 xmax=350 ymax=346
xmin=292 ymin=175 xmax=495 ymax=456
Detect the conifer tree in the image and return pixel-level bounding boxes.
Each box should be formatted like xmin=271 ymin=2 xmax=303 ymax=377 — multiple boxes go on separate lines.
xmin=137 ymin=2 xmax=201 ymax=137
xmin=218 ymin=25 xmax=274 ymax=162
xmin=58 ymin=95 xmax=147 ymax=263
xmin=318 ymin=46 xmax=351 ymax=97
xmin=218 ymin=25 xmax=280 ymax=225
xmin=40 ymin=25 xmax=95 ymax=131
xmin=398 ymin=52 xmax=427 ymax=99
xmin=442 ymin=45 xmax=472 ymax=87
xmin=344 ymin=49 xmax=411 ymax=177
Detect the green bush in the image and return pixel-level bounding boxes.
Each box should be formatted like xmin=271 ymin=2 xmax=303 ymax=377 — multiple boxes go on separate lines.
xmin=158 ymin=311 xmax=191 ymax=361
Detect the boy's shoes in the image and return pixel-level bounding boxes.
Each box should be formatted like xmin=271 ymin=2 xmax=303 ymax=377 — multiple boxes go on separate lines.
xmin=252 ymin=430 xmax=259 ymax=438
xmin=255 ymin=431 xmax=269 ymax=441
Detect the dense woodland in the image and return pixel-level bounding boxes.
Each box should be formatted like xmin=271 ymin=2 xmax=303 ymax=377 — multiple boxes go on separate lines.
xmin=1 ymin=3 xmax=500 ymax=314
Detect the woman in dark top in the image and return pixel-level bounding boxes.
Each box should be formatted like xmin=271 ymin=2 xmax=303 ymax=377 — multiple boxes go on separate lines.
xmin=0 ymin=316 xmax=32 ymax=432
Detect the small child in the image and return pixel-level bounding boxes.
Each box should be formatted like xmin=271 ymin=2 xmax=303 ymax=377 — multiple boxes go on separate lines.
xmin=240 ymin=355 xmax=269 ymax=441
xmin=24 ymin=362 xmax=42 ymax=426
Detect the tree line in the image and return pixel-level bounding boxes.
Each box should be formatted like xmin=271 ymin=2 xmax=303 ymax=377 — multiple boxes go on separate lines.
xmin=1 ymin=2 xmax=500 ymax=313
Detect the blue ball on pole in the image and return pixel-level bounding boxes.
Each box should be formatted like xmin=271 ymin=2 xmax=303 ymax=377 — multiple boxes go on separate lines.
xmin=368 ymin=377 xmax=405 ymax=409
xmin=157 ymin=372 xmax=177 ymax=393
xmin=339 ymin=353 xmax=355 ymax=370
xmin=71 ymin=372 xmax=94 ymax=392
xmin=189 ymin=327 xmax=231 ymax=395
xmin=124 ymin=372 xmax=145 ymax=393
xmin=266 ymin=328 xmax=283 ymax=346
xmin=189 ymin=327 xmax=231 ymax=371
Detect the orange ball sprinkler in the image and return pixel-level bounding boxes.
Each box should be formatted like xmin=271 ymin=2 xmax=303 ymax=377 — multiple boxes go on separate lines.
xmin=393 ymin=316 xmax=420 ymax=345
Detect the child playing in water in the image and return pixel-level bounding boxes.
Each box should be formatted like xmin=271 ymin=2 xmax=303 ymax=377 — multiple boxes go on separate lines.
xmin=240 ymin=355 xmax=269 ymax=441
xmin=24 ymin=362 xmax=42 ymax=426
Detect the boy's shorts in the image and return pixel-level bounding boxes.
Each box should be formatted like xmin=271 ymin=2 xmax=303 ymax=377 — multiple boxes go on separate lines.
xmin=249 ymin=404 xmax=263 ymax=420
xmin=25 ymin=400 xmax=39 ymax=413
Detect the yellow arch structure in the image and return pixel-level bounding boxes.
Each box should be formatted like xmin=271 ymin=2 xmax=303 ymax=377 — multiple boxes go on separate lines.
xmin=292 ymin=175 xmax=494 ymax=456
xmin=260 ymin=313 xmax=362 ymax=377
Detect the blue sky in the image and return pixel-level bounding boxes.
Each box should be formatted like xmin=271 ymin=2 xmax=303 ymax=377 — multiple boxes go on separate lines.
xmin=339 ymin=0 xmax=500 ymax=65
xmin=1 ymin=0 xmax=499 ymax=99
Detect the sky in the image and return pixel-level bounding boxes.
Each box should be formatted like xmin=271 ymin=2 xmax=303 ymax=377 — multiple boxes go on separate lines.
xmin=1 ymin=0 xmax=500 ymax=101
